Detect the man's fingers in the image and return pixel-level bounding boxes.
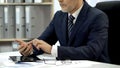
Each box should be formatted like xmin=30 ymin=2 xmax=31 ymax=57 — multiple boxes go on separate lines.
xmin=27 ymin=40 xmax=33 ymax=45
xmin=36 ymin=44 xmax=40 ymax=50
xmin=18 ymin=43 xmax=33 ymax=56
xmin=32 ymin=39 xmax=43 ymax=46
xmin=32 ymin=39 xmax=38 ymax=46
xmin=24 ymin=45 xmax=32 ymax=54
xmin=19 ymin=46 xmax=27 ymax=53
xmin=18 ymin=45 xmax=24 ymax=50
xmin=15 ymin=39 xmax=25 ymax=45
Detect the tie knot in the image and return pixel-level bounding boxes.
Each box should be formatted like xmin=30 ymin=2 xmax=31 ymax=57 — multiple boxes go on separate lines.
xmin=68 ymin=15 xmax=75 ymax=22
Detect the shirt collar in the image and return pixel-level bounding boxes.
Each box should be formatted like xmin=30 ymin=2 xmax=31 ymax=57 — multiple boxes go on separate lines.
xmin=68 ymin=2 xmax=84 ymax=23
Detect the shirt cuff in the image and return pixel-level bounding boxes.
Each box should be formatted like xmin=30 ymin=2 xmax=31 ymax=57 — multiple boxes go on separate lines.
xmin=51 ymin=45 xmax=58 ymax=57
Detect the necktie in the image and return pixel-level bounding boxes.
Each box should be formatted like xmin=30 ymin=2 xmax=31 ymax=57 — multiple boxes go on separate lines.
xmin=68 ymin=15 xmax=75 ymax=38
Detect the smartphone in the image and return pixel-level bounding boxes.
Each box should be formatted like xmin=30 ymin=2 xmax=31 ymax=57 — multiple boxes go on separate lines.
xmin=9 ymin=56 xmax=41 ymax=63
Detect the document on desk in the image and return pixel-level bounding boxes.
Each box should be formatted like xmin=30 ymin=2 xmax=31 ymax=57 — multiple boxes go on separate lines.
xmin=1 ymin=51 xmax=120 ymax=68
xmin=37 ymin=53 xmax=56 ymax=59
xmin=0 ymin=53 xmax=56 ymax=68
xmin=0 ymin=56 xmax=13 ymax=67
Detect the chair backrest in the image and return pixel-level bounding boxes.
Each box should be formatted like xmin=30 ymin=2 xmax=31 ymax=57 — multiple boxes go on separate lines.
xmin=95 ymin=1 xmax=120 ymax=65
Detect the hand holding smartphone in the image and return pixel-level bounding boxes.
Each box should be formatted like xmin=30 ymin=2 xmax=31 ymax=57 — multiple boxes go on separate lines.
xmin=15 ymin=39 xmax=33 ymax=56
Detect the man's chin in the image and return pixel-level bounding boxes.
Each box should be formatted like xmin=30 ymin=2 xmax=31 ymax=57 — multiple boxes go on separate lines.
xmin=61 ymin=9 xmax=68 ymax=13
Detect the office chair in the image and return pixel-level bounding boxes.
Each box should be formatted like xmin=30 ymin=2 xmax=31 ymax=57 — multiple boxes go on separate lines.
xmin=95 ymin=1 xmax=120 ymax=65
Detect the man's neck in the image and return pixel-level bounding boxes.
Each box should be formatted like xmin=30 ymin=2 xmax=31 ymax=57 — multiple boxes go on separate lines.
xmin=69 ymin=0 xmax=84 ymax=14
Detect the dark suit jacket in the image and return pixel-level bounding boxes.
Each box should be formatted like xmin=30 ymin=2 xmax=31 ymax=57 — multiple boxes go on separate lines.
xmin=36 ymin=1 xmax=110 ymax=63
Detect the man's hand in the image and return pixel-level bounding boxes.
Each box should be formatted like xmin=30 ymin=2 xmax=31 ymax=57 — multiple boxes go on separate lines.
xmin=15 ymin=39 xmax=33 ymax=56
xmin=32 ymin=39 xmax=52 ymax=54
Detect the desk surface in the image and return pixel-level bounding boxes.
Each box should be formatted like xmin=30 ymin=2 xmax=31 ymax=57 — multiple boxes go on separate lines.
xmin=0 ymin=51 xmax=120 ymax=68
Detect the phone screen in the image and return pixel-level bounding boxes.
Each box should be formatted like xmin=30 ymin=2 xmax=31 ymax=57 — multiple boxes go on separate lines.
xmin=9 ymin=56 xmax=41 ymax=63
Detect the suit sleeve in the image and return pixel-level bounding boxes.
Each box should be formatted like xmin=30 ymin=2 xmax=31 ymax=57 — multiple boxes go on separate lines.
xmin=37 ymin=12 xmax=59 ymax=45
xmin=32 ymin=12 xmax=59 ymax=55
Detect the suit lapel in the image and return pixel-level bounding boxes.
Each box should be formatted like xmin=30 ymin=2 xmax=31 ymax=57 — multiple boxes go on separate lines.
xmin=68 ymin=1 xmax=90 ymax=46
xmin=61 ymin=13 xmax=68 ymax=45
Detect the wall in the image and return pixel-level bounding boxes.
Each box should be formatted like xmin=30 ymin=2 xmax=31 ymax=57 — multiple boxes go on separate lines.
xmin=53 ymin=0 xmax=61 ymax=13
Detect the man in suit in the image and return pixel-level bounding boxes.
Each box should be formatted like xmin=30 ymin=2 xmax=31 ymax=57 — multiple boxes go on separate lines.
xmin=17 ymin=0 xmax=110 ymax=63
